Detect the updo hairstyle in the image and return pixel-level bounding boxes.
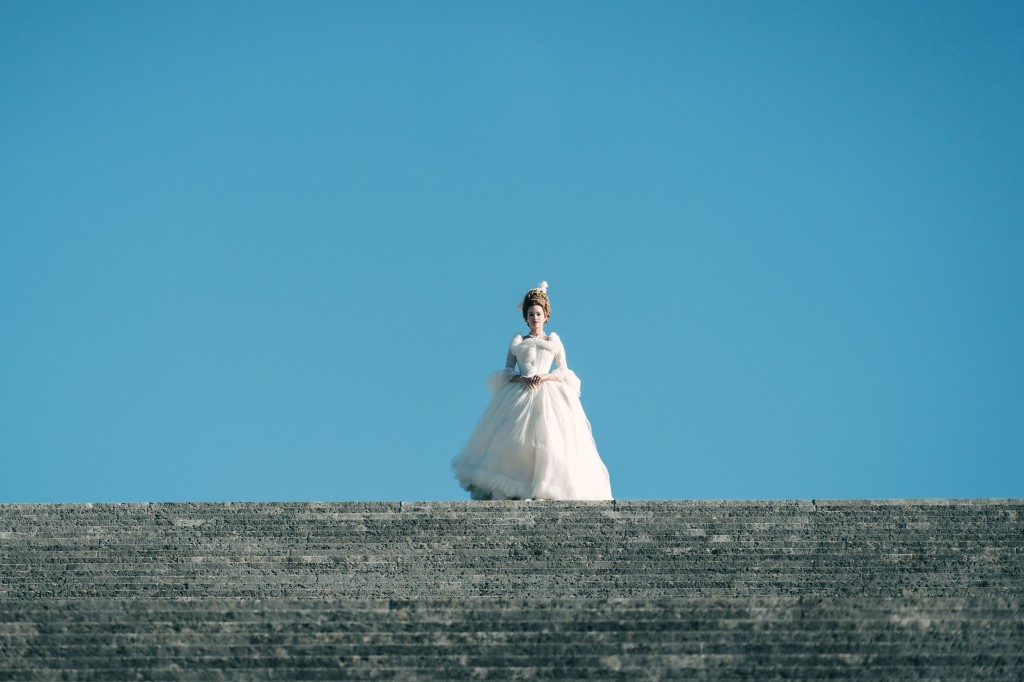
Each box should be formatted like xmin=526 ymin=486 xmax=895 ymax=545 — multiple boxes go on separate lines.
xmin=520 ymin=281 xmax=551 ymax=322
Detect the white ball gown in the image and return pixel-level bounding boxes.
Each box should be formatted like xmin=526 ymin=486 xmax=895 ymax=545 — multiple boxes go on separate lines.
xmin=452 ymin=332 xmax=613 ymax=500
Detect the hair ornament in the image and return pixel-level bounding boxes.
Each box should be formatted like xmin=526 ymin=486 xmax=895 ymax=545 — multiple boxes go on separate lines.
xmin=517 ymin=280 xmax=550 ymax=310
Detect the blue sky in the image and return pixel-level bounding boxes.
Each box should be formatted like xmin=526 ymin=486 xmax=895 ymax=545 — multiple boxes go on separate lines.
xmin=2 ymin=1 xmax=1022 ymax=503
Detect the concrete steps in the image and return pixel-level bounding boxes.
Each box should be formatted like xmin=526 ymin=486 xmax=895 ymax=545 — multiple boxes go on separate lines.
xmin=2 ymin=597 xmax=1021 ymax=680
xmin=1 ymin=499 xmax=1021 ymax=679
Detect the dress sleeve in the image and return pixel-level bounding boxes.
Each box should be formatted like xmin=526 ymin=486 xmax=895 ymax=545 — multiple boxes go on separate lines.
xmin=486 ymin=335 xmax=521 ymax=395
xmin=548 ymin=333 xmax=582 ymax=396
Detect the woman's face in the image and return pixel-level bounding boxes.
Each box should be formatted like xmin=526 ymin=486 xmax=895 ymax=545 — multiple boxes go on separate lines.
xmin=525 ymin=304 xmax=547 ymax=333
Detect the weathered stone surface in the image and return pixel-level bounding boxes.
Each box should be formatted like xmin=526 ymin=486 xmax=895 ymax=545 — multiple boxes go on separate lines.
xmin=0 ymin=499 xmax=1021 ymax=679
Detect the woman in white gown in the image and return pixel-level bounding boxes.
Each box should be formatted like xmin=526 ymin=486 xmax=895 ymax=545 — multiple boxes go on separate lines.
xmin=452 ymin=282 xmax=613 ymax=501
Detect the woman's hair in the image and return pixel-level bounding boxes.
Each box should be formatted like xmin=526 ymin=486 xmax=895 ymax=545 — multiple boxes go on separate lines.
xmin=520 ymin=281 xmax=551 ymax=321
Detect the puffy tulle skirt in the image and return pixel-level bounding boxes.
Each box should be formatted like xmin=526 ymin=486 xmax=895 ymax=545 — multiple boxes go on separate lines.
xmin=452 ymin=377 xmax=613 ymax=501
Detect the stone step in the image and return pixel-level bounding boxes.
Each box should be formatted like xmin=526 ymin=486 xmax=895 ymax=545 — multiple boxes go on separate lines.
xmin=3 ymin=668 xmax=1012 ymax=682
xmin=6 ymin=577 xmax=1020 ymax=596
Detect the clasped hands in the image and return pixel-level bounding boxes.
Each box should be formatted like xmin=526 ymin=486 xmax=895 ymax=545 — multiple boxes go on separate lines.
xmin=519 ymin=374 xmax=548 ymax=389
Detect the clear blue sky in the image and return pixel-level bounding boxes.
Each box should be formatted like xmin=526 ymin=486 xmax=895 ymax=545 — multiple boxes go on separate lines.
xmin=2 ymin=1 xmax=1022 ymax=503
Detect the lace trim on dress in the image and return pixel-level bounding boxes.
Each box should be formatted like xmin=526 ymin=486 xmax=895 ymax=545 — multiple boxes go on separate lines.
xmin=551 ymin=368 xmax=581 ymax=396
xmin=487 ymin=368 xmax=518 ymax=396
xmin=509 ymin=331 xmax=562 ymax=353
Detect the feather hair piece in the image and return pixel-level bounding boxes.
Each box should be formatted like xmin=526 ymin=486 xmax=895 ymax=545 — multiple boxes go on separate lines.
xmin=517 ymin=280 xmax=550 ymax=309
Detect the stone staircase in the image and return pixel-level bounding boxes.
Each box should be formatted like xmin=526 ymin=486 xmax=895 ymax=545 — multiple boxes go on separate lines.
xmin=0 ymin=499 xmax=1021 ymax=679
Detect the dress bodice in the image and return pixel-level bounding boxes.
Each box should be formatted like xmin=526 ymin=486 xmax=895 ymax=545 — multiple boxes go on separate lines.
xmin=509 ymin=334 xmax=561 ymax=376
xmin=488 ymin=331 xmax=580 ymax=398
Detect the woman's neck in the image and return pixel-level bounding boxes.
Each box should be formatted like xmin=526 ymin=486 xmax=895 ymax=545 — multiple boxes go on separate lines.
xmin=526 ymin=327 xmax=545 ymax=338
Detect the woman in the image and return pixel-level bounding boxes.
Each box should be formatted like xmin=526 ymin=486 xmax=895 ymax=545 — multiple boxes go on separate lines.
xmin=452 ymin=282 xmax=613 ymax=500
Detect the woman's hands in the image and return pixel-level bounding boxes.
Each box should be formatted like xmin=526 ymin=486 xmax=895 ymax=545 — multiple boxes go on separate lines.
xmin=516 ymin=374 xmax=552 ymax=389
